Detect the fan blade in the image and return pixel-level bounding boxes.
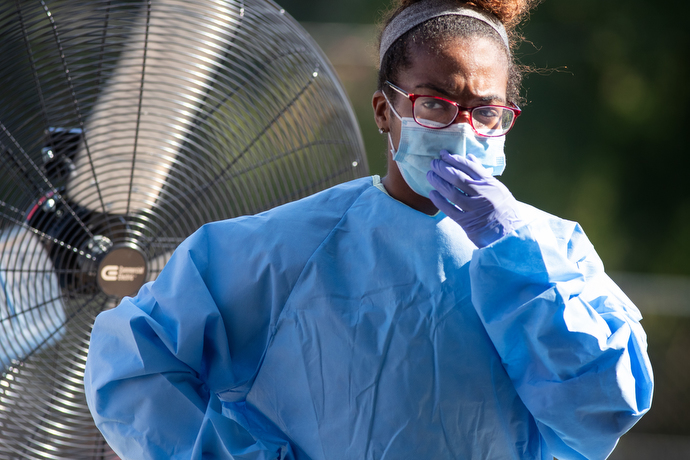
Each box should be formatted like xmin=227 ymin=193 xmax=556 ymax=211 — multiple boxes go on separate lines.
xmin=146 ymin=248 xmax=173 ymax=282
xmin=0 ymin=225 xmax=66 ymax=371
xmin=66 ymin=0 xmax=242 ymax=216
xmin=0 ymin=0 xmax=368 ymax=457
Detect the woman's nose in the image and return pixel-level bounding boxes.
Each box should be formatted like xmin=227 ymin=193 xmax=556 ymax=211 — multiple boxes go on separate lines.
xmin=452 ymin=109 xmax=472 ymax=124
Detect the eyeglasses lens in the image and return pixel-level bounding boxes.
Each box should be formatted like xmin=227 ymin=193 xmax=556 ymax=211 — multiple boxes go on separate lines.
xmin=413 ymin=96 xmax=515 ymax=136
xmin=413 ymin=97 xmax=457 ymax=128
xmin=472 ymin=107 xmax=515 ymax=136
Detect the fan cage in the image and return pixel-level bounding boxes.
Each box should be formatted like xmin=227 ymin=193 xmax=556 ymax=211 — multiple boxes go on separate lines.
xmin=0 ymin=0 xmax=368 ymax=457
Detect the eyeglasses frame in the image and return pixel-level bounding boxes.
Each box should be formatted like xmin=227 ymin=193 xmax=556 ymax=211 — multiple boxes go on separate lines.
xmin=385 ymin=81 xmax=521 ymax=137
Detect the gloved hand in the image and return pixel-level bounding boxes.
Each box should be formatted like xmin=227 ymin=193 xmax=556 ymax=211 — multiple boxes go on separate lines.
xmin=427 ymin=150 xmax=525 ymax=248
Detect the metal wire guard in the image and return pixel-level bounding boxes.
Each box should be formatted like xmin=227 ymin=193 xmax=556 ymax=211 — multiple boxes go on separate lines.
xmin=0 ymin=0 xmax=367 ymax=457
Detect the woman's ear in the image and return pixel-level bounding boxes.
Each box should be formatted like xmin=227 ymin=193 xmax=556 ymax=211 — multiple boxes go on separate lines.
xmin=372 ymin=90 xmax=390 ymax=134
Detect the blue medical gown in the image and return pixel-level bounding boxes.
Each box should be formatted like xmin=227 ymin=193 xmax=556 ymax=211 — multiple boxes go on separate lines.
xmin=84 ymin=177 xmax=653 ymax=460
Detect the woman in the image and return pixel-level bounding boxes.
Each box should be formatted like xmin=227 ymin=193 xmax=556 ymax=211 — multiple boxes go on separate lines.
xmin=85 ymin=0 xmax=653 ymax=459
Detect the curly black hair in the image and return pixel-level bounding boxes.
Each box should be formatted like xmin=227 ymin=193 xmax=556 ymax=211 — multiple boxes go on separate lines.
xmin=377 ymin=0 xmax=540 ymax=104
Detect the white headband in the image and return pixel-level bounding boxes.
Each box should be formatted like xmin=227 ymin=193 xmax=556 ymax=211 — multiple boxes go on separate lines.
xmin=379 ymin=0 xmax=510 ymax=67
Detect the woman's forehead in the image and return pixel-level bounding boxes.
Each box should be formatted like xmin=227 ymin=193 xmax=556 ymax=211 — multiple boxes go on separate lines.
xmin=401 ymin=36 xmax=509 ymax=100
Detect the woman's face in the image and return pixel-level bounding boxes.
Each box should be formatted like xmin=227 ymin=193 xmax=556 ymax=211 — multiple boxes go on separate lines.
xmin=373 ymin=35 xmax=510 ymax=213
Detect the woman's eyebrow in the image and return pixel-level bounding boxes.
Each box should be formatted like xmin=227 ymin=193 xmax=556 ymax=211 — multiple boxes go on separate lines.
xmin=413 ymin=82 xmax=454 ymax=97
xmin=413 ymin=83 xmax=506 ymax=104
xmin=477 ymin=94 xmax=507 ymax=104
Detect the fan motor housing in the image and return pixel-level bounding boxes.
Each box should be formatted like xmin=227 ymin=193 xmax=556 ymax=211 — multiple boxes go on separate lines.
xmin=97 ymin=246 xmax=148 ymax=297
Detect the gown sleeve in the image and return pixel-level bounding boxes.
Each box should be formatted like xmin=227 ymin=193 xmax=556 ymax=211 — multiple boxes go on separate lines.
xmin=84 ymin=178 xmax=372 ymax=459
xmin=84 ymin=221 xmax=290 ymax=459
xmin=469 ymin=210 xmax=654 ymax=460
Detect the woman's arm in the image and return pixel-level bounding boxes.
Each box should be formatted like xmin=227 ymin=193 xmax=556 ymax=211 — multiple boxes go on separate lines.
xmin=84 ymin=179 xmax=373 ymax=459
xmin=470 ymin=214 xmax=653 ymax=460
xmin=84 ymin=224 xmax=290 ymax=459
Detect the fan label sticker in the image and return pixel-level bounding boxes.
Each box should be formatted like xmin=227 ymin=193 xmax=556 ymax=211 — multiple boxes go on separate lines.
xmin=97 ymin=247 xmax=147 ymax=297
xmin=100 ymin=265 xmax=146 ymax=282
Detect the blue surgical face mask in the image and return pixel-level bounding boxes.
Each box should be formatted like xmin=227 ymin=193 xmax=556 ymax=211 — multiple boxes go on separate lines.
xmin=385 ymin=95 xmax=506 ymax=198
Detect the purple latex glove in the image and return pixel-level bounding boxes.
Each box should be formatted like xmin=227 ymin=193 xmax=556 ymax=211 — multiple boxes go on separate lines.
xmin=427 ymin=151 xmax=525 ymax=248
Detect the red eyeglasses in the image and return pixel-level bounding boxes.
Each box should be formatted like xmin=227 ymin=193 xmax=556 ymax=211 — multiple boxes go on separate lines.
xmin=386 ymin=81 xmax=521 ymax=137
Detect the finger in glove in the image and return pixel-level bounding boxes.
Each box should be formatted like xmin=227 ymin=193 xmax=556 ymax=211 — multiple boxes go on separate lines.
xmin=439 ymin=150 xmax=492 ymax=181
xmin=426 ymin=170 xmax=475 ymax=210
xmin=428 ymin=159 xmax=476 ymax=198
xmin=429 ymin=189 xmax=468 ymax=223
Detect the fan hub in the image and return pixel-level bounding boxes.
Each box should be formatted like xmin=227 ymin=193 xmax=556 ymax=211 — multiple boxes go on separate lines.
xmin=97 ymin=247 xmax=148 ymax=297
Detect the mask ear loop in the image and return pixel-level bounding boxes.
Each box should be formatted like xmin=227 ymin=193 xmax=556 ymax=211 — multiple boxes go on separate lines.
xmin=382 ymin=91 xmax=403 ymax=156
xmin=382 ymin=91 xmax=403 ymax=121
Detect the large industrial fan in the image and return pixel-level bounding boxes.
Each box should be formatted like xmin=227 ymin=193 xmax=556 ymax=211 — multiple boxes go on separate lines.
xmin=0 ymin=0 xmax=368 ymax=457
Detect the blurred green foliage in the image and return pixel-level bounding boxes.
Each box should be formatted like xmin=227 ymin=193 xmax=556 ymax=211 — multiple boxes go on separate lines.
xmin=275 ymin=0 xmax=389 ymax=23
xmin=634 ymin=314 xmax=690 ymax=435
xmin=509 ymin=1 xmax=690 ymax=276
xmin=281 ymin=0 xmax=690 ymax=276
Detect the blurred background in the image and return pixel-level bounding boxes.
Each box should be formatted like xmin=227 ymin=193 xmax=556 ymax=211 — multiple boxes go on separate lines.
xmin=0 ymin=0 xmax=687 ymax=457
xmin=277 ymin=0 xmax=690 ymax=457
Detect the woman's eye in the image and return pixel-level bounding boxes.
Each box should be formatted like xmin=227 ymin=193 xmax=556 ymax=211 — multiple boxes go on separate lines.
xmin=420 ymin=99 xmax=447 ymax=111
xmin=474 ymin=107 xmax=500 ymax=120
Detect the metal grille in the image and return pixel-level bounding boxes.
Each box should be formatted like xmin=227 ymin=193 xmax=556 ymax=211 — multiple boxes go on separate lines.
xmin=0 ymin=0 xmax=367 ymax=457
